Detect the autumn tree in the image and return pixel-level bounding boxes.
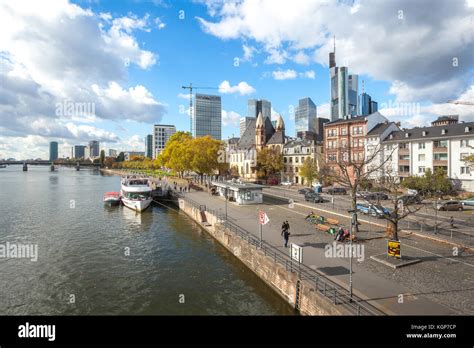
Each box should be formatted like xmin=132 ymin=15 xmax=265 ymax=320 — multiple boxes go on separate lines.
xmin=300 ymin=157 xmax=319 ymax=187
xmin=402 ymin=168 xmax=454 ymax=198
xmin=159 ymin=131 xmax=193 ymax=177
xmin=256 ymin=147 xmax=284 ymax=179
xmin=189 ymin=136 xmax=222 ymax=181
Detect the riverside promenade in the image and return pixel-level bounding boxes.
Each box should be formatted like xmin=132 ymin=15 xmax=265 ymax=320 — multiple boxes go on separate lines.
xmin=178 ymin=189 xmax=474 ymax=315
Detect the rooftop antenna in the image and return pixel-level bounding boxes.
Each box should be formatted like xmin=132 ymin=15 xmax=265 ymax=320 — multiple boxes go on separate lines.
xmin=333 ymin=35 xmax=336 ymax=54
xmin=362 ymin=80 xmax=365 ymax=93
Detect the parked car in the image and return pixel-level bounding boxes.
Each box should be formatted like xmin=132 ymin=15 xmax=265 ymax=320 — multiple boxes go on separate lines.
xmin=364 ymin=192 xmax=389 ymax=201
xmin=436 ymin=200 xmax=463 ymax=211
xmin=327 ymin=187 xmax=347 ymax=195
xmin=398 ymin=194 xmax=422 ymax=206
xmin=305 ymin=192 xmax=325 ymax=203
xmin=461 ymin=197 xmax=474 ymax=206
xmin=298 ymin=188 xmax=312 ymax=194
xmin=356 ymin=203 xmax=390 ymax=217
xmin=280 ymin=181 xmax=292 ymax=186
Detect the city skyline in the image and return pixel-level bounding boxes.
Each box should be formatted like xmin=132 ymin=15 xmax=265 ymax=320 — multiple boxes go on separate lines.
xmin=1 ymin=0 xmax=473 ymax=160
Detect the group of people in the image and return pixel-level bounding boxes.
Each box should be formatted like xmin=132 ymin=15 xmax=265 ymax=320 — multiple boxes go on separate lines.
xmin=171 ymin=180 xmax=191 ymax=193
xmin=281 ymin=220 xmax=291 ymax=248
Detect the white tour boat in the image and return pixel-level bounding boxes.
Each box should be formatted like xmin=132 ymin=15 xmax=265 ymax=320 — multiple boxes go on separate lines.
xmin=120 ymin=176 xmax=152 ymax=212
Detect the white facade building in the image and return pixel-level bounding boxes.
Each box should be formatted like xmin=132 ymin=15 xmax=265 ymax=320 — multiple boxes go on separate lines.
xmin=382 ymin=118 xmax=474 ymax=191
xmin=153 ymin=124 xmax=176 ymax=159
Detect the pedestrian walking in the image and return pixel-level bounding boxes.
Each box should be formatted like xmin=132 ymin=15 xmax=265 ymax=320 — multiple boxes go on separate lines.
xmin=285 ymin=220 xmax=290 ymax=232
xmin=282 ymin=230 xmax=291 ymax=248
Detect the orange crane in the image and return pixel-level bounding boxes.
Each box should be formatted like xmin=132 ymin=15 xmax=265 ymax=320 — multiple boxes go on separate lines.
xmin=181 ymin=83 xmax=218 ymax=134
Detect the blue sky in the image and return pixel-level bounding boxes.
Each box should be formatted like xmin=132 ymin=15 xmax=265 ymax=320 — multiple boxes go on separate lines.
xmin=0 ymin=0 xmax=473 ymax=159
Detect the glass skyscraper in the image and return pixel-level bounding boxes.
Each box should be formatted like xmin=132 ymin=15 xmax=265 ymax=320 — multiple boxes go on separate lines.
xmin=88 ymin=140 xmax=99 ymax=157
xmin=145 ymin=134 xmax=153 ymax=159
xmin=193 ymin=94 xmax=222 ymax=140
xmin=359 ymin=93 xmax=378 ymax=115
xmin=49 ymin=141 xmax=58 ymax=161
xmin=248 ymin=99 xmax=271 ymax=120
xmin=348 ymin=74 xmax=358 ymax=116
xmin=295 ymin=97 xmax=317 ymax=135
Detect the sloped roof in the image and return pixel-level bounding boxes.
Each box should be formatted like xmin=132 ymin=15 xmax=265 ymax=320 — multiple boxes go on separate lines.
xmin=366 ymin=122 xmax=394 ymax=136
xmin=267 ymin=130 xmax=285 ymax=145
xmin=383 ymin=121 xmax=474 ymax=142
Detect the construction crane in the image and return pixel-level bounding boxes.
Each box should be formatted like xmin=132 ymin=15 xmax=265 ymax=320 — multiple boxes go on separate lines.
xmin=181 ymin=83 xmax=218 ymax=134
xmin=447 ymin=100 xmax=474 ymax=106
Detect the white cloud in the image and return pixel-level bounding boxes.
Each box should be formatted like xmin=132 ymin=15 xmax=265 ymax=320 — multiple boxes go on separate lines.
xmin=293 ymin=51 xmax=310 ymax=65
xmin=155 ymin=17 xmax=166 ymax=29
xmin=272 ymin=69 xmax=297 ymax=80
xmin=0 ymin=0 xmax=166 ymax=159
xmin=177 ymin=93 xmax=190 ymax=99
xmin=218 ymin=80 xmax=256 ymax=95
xmin=300 ymin=70 xmax=315 ymax=79
xmin=242 ymin=44 xmax=257 ymax=61
xmin=222 ymin=110 xmax=241 ymax=127
xmin=198 ymin=0 xmax=474 ymax=103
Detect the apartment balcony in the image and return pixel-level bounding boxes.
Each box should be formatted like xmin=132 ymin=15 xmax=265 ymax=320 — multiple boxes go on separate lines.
xmin=433 ymin=159 xmax=448 ymax=166
xmin=433 ymin=147 xmax=448 ymax=153
xmin=398 ymin=148 xmax=409 ymax=155
xmin=399 ymin=171 xmax=410 ymax=177
xmin=399 ymin=159 xmax=410 ymax=165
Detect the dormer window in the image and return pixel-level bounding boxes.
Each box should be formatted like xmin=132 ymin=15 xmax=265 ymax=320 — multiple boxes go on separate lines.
xmin=465 ymin=126 xmax=471 ymax=133
xmin=389 ymin=134 xmax=393 ymax=139
xmin=422 ymin=131 xmax=426 ymax=136
xmin=441 ymin=129 xmax=447 ymax=135
xmin=405 ymin=133 xmax=410 ymax=138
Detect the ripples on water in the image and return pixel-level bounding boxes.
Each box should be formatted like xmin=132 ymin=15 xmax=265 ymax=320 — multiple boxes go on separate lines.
xmin=0 ymin=166 xmax=294 ymax=315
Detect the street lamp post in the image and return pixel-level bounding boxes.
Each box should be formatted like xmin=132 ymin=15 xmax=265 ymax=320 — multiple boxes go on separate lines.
xmin=348 ymin=210 xmax=356 ymax=302
xmin=225 ymin=186 xmax=228 ymax=221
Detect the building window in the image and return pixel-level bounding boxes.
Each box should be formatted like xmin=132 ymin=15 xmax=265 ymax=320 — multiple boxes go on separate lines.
xmin=341 ymin=128 xmax=347 ymax=135
xmin=289 ymin=157 xmax=293 ymax=163
xmin=399 ymin=155 xmax=410 ymax=160
xmin=434 ymin=140 xmax=448 ymax=148
xmin=327 ymin=129 xmax=337 ymax=137
xmin=351 ymin=126 xmax=363 ymax=135
xmin=284 ymin=157 xmax=287 ymax=163
xmin=418 ymin=166 xmax=426 ymax=173
xmin=295 ymin=157 xmax=299 ymax=163
xmin=418 ymin=142 xmax=425 ymax=149
xmin=434 ymin=153 xmax=448 ymax=161
xmin=461 ymin=167 xmax=471 ymax=174
xmin=418 ymin=154 xmax=425 ymax=161
xmin=461 ymin=139 xmax=470 ymax=148
xmin=328 ymin=154 xmax=336 ymax=162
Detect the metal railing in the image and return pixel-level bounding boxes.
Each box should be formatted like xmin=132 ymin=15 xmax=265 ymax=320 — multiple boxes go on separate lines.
xmin=173 ymin=191 xmax=384 ymax=316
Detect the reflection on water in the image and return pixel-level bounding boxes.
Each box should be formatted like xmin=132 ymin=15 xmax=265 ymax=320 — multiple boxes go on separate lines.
xmin=0 ymin=166 xmax=294 ymax=315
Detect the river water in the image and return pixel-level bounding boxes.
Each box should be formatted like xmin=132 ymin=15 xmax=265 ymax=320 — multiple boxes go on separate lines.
xmin=0 ymin=166 xmax=294 ymax=315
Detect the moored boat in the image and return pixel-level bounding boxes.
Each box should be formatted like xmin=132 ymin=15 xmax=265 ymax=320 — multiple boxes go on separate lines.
xmin=120 ymin=176 xmax=152 ymax=212
xmin=103 ymin=191 xmax=121 ymax=206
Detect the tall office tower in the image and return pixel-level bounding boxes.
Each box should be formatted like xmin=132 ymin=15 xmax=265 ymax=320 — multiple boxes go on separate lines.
xmin=49 ymin=141 xmax=58 ymax=161
xmin=240 ymin=117 xmax=255 ymax=137
xmin=337 ymin=67 xmax=349 ymax=119
xmin=295 ymin=97 xmax=317 ymax=136
xmin=193 ymin=94 xmax=222 ymax=140
xmin=73 ymin=145 xmax=86 ymax=159
xmin=248 ymin=99 xmax=271 ymax=120
xmin=329 ymin=37 xmax=351 ymax=121
xmin=108 ymin=149 xmax=117 ymax=157
xmin=359 ymin=92 xmax=372 ymax=115
xmin=153 ymin=124 xmax=176 ymax=158
xmin=370 ymin=100 xmax=378 ymax=113
xmin=88 ymin=140 xmax=99 ymax=157
xmin=348 ymin=74 xmax=358 ymax=116
xmin=145 ymin=134 xmax=153 ymax=159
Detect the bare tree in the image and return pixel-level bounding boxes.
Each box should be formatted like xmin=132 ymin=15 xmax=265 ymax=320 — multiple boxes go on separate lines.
xmin=366 ymin=169 xmax=424 ymax=241
xmin=322 ymin=142 xmax=397 ymax=237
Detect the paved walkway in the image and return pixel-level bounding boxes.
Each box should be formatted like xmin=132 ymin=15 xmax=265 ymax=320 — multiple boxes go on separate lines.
xmin=180 ymin=190 xmax=474 ymax=315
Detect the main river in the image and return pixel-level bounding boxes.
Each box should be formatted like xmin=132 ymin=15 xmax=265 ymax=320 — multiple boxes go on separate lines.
xmin=0 ymin=166 xmax=294 ymax=315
